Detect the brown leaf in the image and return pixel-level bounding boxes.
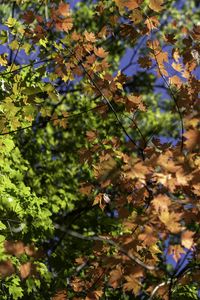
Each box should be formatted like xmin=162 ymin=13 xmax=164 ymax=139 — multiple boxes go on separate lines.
xmin=159 ymin=211 xmax=182 ymax=233
xmin=94 ymin=47 xmax=108 ymax=58
xmin=184 ymin=129 xmax=200 ymax=151
xmin=56 ymin=18 xmax=73 ymax=32
xmin=52 ymin=290 xmax=67 ymax=300
xmin=4 ymin=240 xmax=25 ymax=256
xmin=149 ymin=0 xmax=164 ymax=12
xmin=152 ymin=194 xmax=171 ymax=213
xmin=20 ymin=262 xmax=32 ymax=280
xmin=123 ymin=274 xmax=142 ymax=295
xmin=169 ymin=75 xmax=183 ymax=87
xmin=58 ymin=2 xmax=70 ymax=17
xmin=138 ymin=56 xmax=152 ymax=69
xmin=84 ymin=31 xmax=96 ymax=43
xmin=168 ymin=244 xmax=185 ymax=262
xmin=0 ymin=261 xmax=15 ymax=278
xmin=86 ymin=130 xmax=97 ymax=142
xmin=126 ymin=95 xmax=146 ymax=112
xmin=23 ymin=10 xmax=35 ymax=24
xmin=131 ymin=9 xmax=143 ymax=24
xmin=124 ymin=0 xmax=141 ymax=10
xmin=181 ymin=230 xmax=195 ymax=249
xmin=108 ymin=267 xmax=123 ymax=288
xmin=86 ymin=290 xmax=103 ymax=300
xmin=145 ymin=16 xmax=160 ymax=32
xmin=138 ymin=225 xmax=157 ymax=246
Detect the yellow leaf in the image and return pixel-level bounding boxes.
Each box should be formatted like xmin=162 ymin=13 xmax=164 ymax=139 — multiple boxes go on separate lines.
xmin=5 ymin=17 xmax=17 ymax=28
xmin=0 ymin=54 xmax=8 ymax=66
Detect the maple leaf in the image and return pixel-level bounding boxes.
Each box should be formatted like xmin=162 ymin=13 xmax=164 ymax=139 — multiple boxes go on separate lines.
xmin=0 ymin=261 xmax=15 ymax=278
xmin=71 ymin=278 xmax=84 ymax=292
xmin=79 ymin=183 xmax=93 ymax=195
xmin=123 ymin=272 xmax=143 ymax=295
xmin=156 ymin=51 xmax=168 ymax=64
xmin=181 ymin=230 xmax=195 ymax=249
xmin=152 ymin=194 xmax=171 ymax=213
xmin=19 ymin=262 xmax=32 ymax=280
xmin=4 ymin=240 xmax=25 ymax=256
xmin=124 ymin=0 xmax=141 ymax=10
xmin=138 ymin=56 xmax=152 ymax=69
xmin=123 ymin=159 xmax=151 ymax=182
xmin=126 ymin=95 xmax=146 ymax=112
xmin=22 ymin=10 xmax=35 ymax=24
xmin=184 ymin=129 xmax=200 ymax=151
xmin=52 ymin=290 xmax=67 ymax=300
xmin=175 ymin=169 xmax=190 ymax=186
xmin=86 ymin=290 xmax=103 ymax=300
xmin=145 ymin=16 xmax=160 ymax=32
xmin=86 ymin=130 xmax=97 ymax=142
xmin=168 ymin=244 xmax=185 ymax=262
xmin=108 ymin=267 xmax=123 ymax=288
xmin=149 ymin=0 xmax=164 ymax=12
xmin=84 ymin=31 xmax=96 ymax=43
xmin=159 ymin=211 xmax=182 ymax=233
xmin=169 ymin=75 xmax=183 ymax=87
xmin=138 ymin=225 xmax=157 ymax=246
xmin=94 ymin=47 xmax=108 ymax=58
xmin=172 ymin=62 xmax=183 ymax=72
xmin=56 ymin=18 xmax=73 ymax=32
xmin=131 ymin=9 xmax=143 ymax=24
xmin=114 ymin=0 xmax=141 ymax=10
xmin=58 ymin=2 xmax=70 ymax=17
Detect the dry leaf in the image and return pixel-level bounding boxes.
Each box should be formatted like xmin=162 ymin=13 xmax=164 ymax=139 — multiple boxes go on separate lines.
xmin=149 ymin=0 xmax=164 ymax=12
xmin=181 ymin=230 xmax=194 ymax=249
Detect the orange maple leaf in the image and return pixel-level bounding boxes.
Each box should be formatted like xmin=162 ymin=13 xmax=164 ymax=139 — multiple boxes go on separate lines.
xmin=94 ymin=47 xmax=108 ymax=58
xmin=84 ymin=31 xmax=96 ymax=43
xmin=58 ymin=2 xmax=70 ymax=17
xmin=56 ymin=18 xmax=73 ymax=32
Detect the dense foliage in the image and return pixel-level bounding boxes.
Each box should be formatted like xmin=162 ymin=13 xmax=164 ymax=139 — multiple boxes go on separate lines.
xmin=0 ymin=0 xmax=200 ymax=299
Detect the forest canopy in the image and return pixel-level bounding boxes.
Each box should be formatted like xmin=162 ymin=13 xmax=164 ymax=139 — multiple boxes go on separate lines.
xmin=0 ymin=0 xmax=199 ymax=299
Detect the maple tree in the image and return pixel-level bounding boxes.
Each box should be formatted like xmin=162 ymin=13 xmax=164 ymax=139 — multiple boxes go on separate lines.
xmin=0 ymin=0 xmax=200 ymax=299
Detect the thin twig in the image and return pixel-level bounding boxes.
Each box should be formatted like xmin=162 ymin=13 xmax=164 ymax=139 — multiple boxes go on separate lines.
xmin=60 ymin=41 xmax=144 ymax=159
xmin=121 ymin=36 xmax=146 ymax=73
xmin=145 ymin=13 xmax=184 ymax=151
xmin=0 ymin=103 xmax=106 ymax=136
xmin=148 ymin=281 xmax=170 ymax=300
xmin=65 ymin=229 xmax=156 ymax=271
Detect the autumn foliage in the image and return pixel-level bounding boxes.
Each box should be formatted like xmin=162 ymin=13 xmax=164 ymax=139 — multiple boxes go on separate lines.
xmin=0 ymin=0 xmax=199 ymax=299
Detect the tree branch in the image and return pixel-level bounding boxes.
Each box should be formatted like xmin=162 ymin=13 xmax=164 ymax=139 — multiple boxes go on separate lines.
xmin=63 ymin=229 xmax=156 ymax=271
